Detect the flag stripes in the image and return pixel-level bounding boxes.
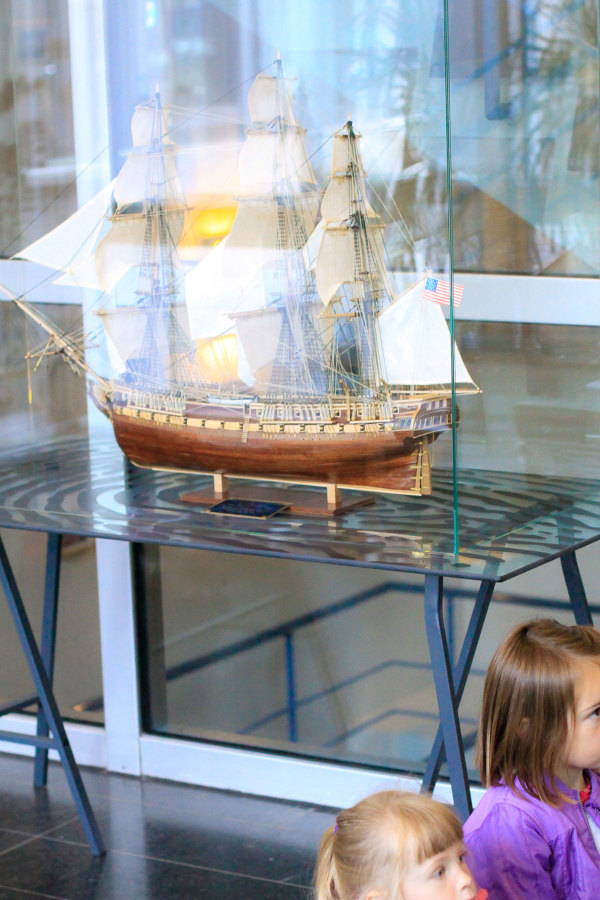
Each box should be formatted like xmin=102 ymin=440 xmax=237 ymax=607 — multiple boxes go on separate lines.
xmin=423 ymin=276 xmax=464 ymax=307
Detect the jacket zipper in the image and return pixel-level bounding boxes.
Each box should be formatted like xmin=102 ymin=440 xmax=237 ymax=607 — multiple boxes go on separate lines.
xmin=578 ymin=796 xmax=600 ymax=854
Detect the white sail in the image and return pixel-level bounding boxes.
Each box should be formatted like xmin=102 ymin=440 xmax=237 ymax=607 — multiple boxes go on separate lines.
xmin=100 ymin=101 xmax=185 ymax=292
xmin=240 ymin=71 xmax=315 ymax=194
xmin=321 ymin=175 xmax=375 ymax=222
xmin=377 ymin=281 xmax=474 ymax=386
xmin=185 ymin=201 xmax=281 ymax=339
xmin=313 ymin=228 xmax=355 ymax=306
xmin=185 ymin=65 xmax=319 ymax=341
xmin=130 ymin=104 xmax=174 ymax=148
xmin=113 ymin=148 xmax=184 ymax=210
xmin=248 ymin=73 xmax=298 ymax=125
xmin=14 ymin=100 xmax=184 ymax=296
xmin=331 ymin=132 xmax=365 ymax=175
xmin=234 ymin=307 xmax=284 ymax=390
xmin=95 ymin=217 xmax=148 ymax=293
xmin=98 ymin=303 xmax=191 ymax=373
xmin=13 ymin=180 xmax=115 ymax=289
xmin=239 ymin=131 xmax=315 ymax=193
xmin=311 ymin=223 xmax=386 ymax=306
xmin=321 ymin=176 xmax=368 ymax=222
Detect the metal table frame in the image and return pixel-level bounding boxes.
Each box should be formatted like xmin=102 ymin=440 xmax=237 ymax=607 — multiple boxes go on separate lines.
xmin=0 ymin=434 xmax=598 ymax=842
xmin=419 ymin=555 xmax=593 ymax=814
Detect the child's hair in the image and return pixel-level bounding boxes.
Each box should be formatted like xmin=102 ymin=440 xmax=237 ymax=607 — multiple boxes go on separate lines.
xmin=313 ymin=789 xmax=463 ymax=900
xmin=476 ymin=617 xmax=600 ymax=806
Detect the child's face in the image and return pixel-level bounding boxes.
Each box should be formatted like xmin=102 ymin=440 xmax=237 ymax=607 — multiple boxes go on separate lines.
xmin=400 ymin=842 xmax=478 ymax=900
xmin=562 ymin=657 xmax=600 ymax=789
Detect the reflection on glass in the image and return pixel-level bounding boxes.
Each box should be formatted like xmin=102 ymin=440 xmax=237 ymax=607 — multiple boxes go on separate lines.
xmin=447 ymin=0 xmax=600 ymax=276
xmin=143 ymin=546 xmax=481 ymax=775
xmin=0 ymin=303 xmax=87 ymax=447
xmin=0 ymin=1 xmax=76 ymax=253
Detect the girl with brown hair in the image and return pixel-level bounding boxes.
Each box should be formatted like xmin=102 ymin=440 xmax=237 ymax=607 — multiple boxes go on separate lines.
xmin=464 ymin=617 xmax=600 ymax=898
xmin=314 ymin=789 xmax=486 ymax=899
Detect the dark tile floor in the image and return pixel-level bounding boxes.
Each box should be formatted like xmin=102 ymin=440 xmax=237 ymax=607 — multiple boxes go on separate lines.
xmin=0 ymin=752 xmax=336 ymax=899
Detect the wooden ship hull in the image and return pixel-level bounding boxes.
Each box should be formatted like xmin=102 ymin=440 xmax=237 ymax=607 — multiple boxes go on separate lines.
xmin=96 ymin=386 xmax=455 ymax=493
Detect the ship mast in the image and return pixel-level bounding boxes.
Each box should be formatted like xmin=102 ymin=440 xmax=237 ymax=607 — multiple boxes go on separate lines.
xmin=345 ymin=119 xmax=384 ymax=397
xmin=317 ymin=119 xmax=391 ymax=400
xmin=264 ymin=58 xmax=328 ymax=402
xmin=126 ymin=91 xmax=201 ymax=392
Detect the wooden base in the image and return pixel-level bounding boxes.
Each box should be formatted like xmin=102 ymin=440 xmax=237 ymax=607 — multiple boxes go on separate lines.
xmin=180 ymin=446 xmax=431 ymax=517
xmin=181 ymin=480 xmax=374 ymax=517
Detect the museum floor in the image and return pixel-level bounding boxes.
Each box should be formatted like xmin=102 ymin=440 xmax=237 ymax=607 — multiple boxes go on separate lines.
xmin=0 ymin=751 xmax=333 ymax=899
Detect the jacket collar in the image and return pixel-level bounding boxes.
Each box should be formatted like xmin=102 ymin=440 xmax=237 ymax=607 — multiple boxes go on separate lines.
xmin=507 ymin=770 xmax=600 ymax=804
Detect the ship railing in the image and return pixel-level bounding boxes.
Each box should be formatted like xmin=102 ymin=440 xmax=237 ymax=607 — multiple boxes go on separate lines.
xmin=118 ymin=387 xmax=186 ymax=415
xmin=349 ymin=399 xmax=394 ymax=422
xmin=252 ymin=401 xmax=334 ymax=424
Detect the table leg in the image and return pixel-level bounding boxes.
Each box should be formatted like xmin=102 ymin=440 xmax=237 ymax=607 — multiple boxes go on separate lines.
xmin=284 ymin=631 xmax=297 ymax=742
xmin=421 ymin=579 xmax=494 ymax=794
xmin=0 ymin=536 xmax=105 ymax=856
xmin=34 ymin=532 xmax=62 ymax=787
xmin=423 ymin=573 xmax=472 ymax=821
xmin=560 ymin=551 xmax=593 ymax=626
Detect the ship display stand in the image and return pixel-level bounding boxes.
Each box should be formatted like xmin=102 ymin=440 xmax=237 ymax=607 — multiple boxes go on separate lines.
xmin=0 ymin=430 xmax=598 ymax=828
xmin=179 ymin=469 xmax=380 ymax=517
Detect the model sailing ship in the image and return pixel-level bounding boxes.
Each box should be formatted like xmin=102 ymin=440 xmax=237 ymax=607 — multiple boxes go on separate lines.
xmin=7 ymin=60 xmax=478 ymax=497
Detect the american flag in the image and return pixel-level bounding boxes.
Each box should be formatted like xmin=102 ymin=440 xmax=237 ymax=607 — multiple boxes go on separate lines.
xmin=423 ymin=276 xmax=464 ymax=307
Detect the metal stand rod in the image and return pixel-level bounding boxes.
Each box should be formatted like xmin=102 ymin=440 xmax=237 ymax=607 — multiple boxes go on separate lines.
xmin=0 ymin=536 xmax=105 ymax=856
xmin=422 ymin=579 xmax=495 ymax=793
xmin=561 ymin=551 xmax=594 ymax=626
xmin=423 ymin=573 xmax=472 ymax=821
xmin=34 ymin=532 xmax=62 ymax=786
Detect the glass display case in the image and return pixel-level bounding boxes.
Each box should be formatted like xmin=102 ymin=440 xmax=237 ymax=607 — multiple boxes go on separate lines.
xmin=0 ymin=0 xmax=598 ymax=797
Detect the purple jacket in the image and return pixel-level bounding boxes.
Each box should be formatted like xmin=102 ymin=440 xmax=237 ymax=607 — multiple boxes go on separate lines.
xmin=463 ymin=771 xmax=600 ymax=899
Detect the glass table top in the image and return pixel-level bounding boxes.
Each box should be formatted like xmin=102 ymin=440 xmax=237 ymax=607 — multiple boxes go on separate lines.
xmin=0 ymin=432 xmax=598 ymax=582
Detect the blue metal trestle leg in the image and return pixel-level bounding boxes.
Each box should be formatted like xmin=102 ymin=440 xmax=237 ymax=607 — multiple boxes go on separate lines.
xmin=421 ymin=579 xmax=494 ymax=795
xmin=0 ymin=535 xmax=105 ymax=856
xmin=423 ymin=573 xmax=473 ymax=821
xmin=34 ymin=532 xmax=62 ymax=786
xmin=561 ymin=551 xmax=594 ymax=626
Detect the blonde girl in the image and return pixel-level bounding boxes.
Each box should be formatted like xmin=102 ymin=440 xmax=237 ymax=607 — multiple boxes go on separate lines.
xmin=314 ymin=789 xmax=486 ymax=899
xmin=464 ymin=618 xmax=600 ymax=898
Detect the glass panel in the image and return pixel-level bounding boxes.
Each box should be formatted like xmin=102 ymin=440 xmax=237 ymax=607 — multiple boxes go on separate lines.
xmin=0 ymin=301 xmax=102 ymax=724
xmin=0 ymin=0 xmax=103 ymax=728
xmin=145 ymin=546 xmax=458 ymax=775
xmin=0 ymin=1 xmax=77 ymax=252
xmin=448 ymin=1 xmax=600 ymax=547
xmin=0 ymin=527 xmax=103 ymax=726
xmin=95 ymin=0 xmax=460 ymax=518
xmin=111 ymin=0 xmax=461 ymax=773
